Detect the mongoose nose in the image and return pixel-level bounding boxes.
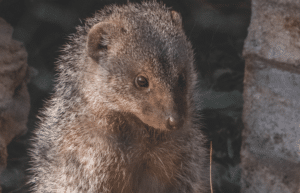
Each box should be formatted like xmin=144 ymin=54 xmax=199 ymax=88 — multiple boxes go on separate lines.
xmin=166 ymin=116 xmax=182 ymax=130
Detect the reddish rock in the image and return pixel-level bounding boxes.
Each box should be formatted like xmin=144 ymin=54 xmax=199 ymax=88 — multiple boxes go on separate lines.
xmin=0 ymin=18 xmax=30 ymax=178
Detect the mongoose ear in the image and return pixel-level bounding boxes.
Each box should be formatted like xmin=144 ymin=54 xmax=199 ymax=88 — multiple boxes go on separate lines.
xmin=87 ymin=22 xmax=116 ymax=61
xmin=171 ymin=10 xmax=182 ymax=28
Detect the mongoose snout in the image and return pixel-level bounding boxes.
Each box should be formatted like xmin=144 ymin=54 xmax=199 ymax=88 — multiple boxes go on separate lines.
xmin=166 ymin=115 xmax=183 ymax=130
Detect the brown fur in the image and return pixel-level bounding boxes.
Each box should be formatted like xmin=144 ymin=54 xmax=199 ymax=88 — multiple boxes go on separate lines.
xmin=29 ymin=1 xmax=209 ymax=192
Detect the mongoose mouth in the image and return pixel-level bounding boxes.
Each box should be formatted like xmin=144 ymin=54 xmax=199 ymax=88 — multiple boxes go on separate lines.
xmin=138 ymin=115 xmax=184 ymax=131
xmin=125 ymin=112 xmax=183 ymax=131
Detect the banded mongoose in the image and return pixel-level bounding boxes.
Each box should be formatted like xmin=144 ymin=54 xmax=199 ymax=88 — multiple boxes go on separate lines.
xmin=29 ymin=1 xmax=209 ymax=192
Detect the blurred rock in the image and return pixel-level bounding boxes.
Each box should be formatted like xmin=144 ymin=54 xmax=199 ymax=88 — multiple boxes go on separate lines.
xmin=0 ymin=17 xmax=30 ymax=185
xmin=241 ymin=0 xmax=300 ymax=192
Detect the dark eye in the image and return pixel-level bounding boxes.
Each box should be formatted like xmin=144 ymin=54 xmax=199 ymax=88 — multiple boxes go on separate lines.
xmin=135 ymin=76 xmax=149 ymax=88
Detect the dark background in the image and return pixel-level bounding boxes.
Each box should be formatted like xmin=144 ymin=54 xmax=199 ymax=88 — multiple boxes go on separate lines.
xmin=0 ymin=0 xmax=251 ymax=192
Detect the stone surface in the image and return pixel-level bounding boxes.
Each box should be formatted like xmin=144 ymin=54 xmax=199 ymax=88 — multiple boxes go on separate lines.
xmin=241 ymin=57 xmax=300 ymax=192
xmin=243 ymin=0 xmax=300 ymax=69
xmin=0 ymin=18 xmax=30 ymax=176
xmin=268 ymin=0 xmax=300 ymax=6
xmin=241 ymin=0 xmax=300 ymax=192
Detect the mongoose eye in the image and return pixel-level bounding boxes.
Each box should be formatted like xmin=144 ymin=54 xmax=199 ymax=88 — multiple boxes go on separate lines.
xmin=97 ymin=43 xmax=107 ymax=50
xmin=135 ymin=76 xmax=149 ymax=88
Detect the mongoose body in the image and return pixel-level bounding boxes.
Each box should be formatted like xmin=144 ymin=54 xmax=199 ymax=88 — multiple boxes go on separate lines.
xmin=30 ymin=1 xmax=208 ymax=192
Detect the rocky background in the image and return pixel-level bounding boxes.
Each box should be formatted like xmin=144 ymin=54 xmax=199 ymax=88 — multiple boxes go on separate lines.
xmin=0 ymin=17 xmax=30 ymax=193
xmin=0 ymin=0 xmax=251 ymax=192
xmin=241 ymin=0 xmax=300 ymax=192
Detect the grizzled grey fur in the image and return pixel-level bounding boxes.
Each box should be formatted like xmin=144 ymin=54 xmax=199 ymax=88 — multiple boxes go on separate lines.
xmin=29 ymin=1 xmax=209 ymax=193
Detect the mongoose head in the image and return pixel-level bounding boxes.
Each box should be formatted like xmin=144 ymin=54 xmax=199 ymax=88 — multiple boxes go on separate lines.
xmin=81 ymin=2 xmax=197 ymax=131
